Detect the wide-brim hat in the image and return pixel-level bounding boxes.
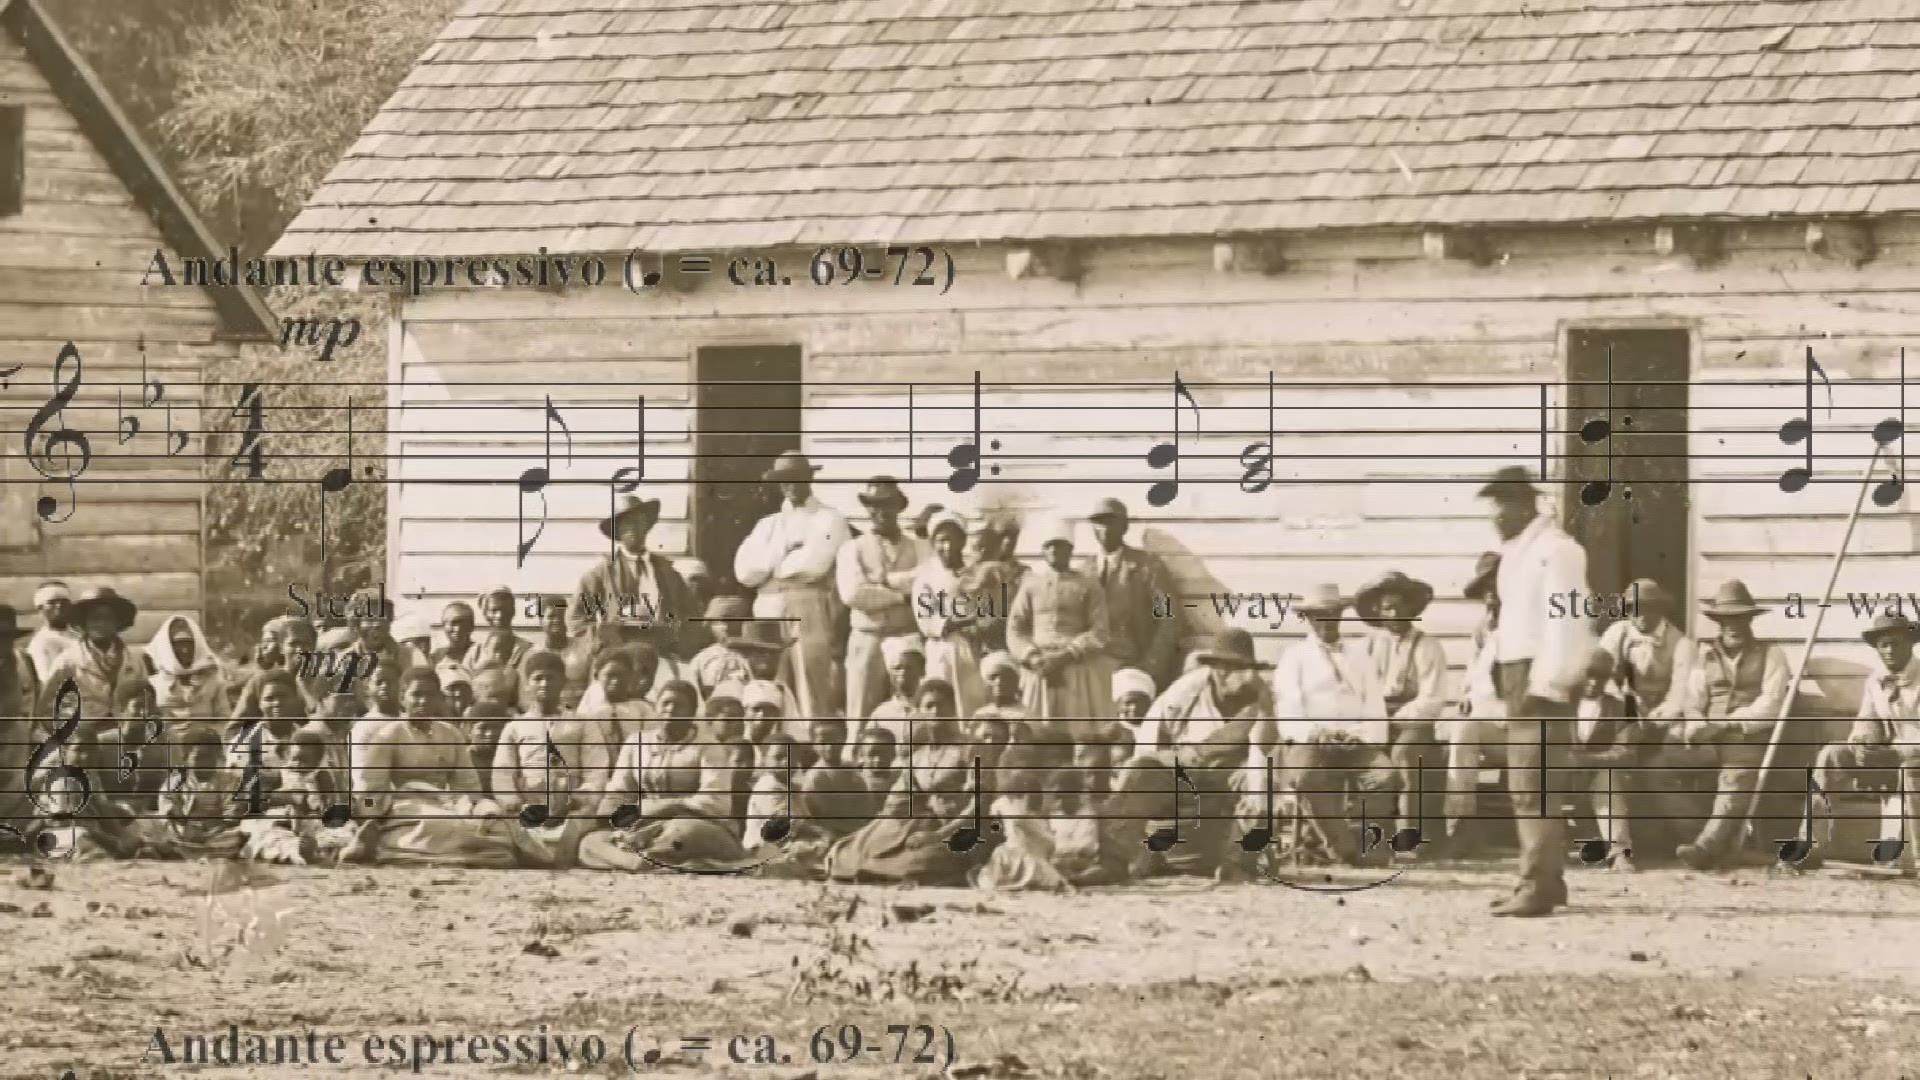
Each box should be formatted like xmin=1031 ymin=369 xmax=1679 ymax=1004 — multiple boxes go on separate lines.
xmin=1700 ymin=579 xmax=1766 ymax=620
xmin=1087 ymin=496 xmax=1129 ymax=523
xmin=0 ymin=605 xmax=31 ymax=638
xmin=598 ymin=495 xmax=661 ymax=538
xmin=1477 ymin=465 xmax=1543 ymax=502
xmin=1626 ymin=578 xmax=1672 ymax=616
xmin=1296 ymin=583 xmax=1348 ymax=616
xmin=1192 ymin=628 xmax=1274 ymax=670
xmin=727 ymin=620 xmax=788 ymax=653
xmin=762 ymin=450 xmax=820 ymax=483
xmin=1463 ymin=552 xmax=1500 ymax=601
xmin=1353 ymin=571 xmax=1434 ymax=626
xmin=1862 ymin=612 xmax=1919 ymax=645
xmin=71 ymin=587 xmax=137 ymax=632
xmin=856 ymin=476 xmax=909 ymax=510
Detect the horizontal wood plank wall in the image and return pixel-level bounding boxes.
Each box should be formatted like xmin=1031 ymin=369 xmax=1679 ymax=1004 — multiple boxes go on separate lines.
xmin=0 ymin=31 xmax=218 ymax=647
xmin=396 ymin=218 xmax=1920 ymax=713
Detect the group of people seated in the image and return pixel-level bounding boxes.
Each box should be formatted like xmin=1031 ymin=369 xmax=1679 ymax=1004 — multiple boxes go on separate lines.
xmin=2 ymin=453 xmax=1914 ymax=888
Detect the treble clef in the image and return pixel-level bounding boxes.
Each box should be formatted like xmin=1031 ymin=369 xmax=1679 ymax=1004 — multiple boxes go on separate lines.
xmin=23 ymin=342 xmax=91 ymax=523
xmin=16 ymin=680 xmax=91 ymax=858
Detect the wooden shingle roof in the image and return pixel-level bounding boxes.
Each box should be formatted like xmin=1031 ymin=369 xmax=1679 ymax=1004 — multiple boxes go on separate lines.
xmin=274 ymin=0 xmax=1920 ymax=259
xmin=3 ymin=0 xmax=276 ymax=338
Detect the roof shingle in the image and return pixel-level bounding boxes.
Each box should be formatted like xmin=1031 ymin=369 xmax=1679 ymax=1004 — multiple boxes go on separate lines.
xmin=273 ymin=0 xmax=1920 ymax=258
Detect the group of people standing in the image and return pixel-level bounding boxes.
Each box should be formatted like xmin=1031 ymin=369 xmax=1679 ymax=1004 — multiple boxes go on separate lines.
xmin=2 ymin=454 xmax=1915 ymax=918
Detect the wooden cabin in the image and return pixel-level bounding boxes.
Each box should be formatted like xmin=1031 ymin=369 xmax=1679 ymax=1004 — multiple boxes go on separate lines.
xmin=0 ymin=0 xmax=275 ymax=641
xmin=275 ymin=0 xmax=1920 ymax=719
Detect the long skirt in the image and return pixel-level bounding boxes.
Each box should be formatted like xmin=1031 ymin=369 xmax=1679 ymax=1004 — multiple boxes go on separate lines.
xmin=924 ymin=633 xmax=987 ymax=721
xmin=576 ymin=815 xmax=753 ymax=873
xmin=823 ymin=814 xmax=991 ymax=886
xmin=346 ymin=789 xmax=521 ymax=869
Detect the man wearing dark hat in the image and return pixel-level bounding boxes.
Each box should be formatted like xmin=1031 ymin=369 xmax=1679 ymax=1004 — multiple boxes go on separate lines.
xmin=1812 ymin=612 xmax=1920 ymax=863
xmin=1669 ymin=580 xmax=1793 ymax=871
xmin=835 ymin=477 xmax=924 ymax=723
xmin=734 ymin=451 xmax=852 ymax=718
xmin=568 ymin=495 xmax=700 ymax=659
xmin=1356 ymin=570 xmax=1449 ymax=852
xmin=1479 ymin=466 xmax=1598 ymax=917
xmin=1087 ymin=497 xmax=1183 ymax=693
xmin=38 ymin=586 xmax=147 ymax=722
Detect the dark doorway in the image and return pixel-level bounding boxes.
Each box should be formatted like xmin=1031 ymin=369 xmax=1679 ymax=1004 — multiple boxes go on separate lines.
xmin=1563 ymin=327 xmax=1691 ymax=616
xmin=692 ymin=345 xmax=803 ymax=592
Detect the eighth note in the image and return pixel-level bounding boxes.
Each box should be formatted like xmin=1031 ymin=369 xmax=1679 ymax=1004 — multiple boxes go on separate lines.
xmin=516 ymin=397 xmax=574 ymax=568
xmin=1777 ymin=346 xmax=1833 ymax=493
xmin=1146 ymin=372 xmax=1200 ymax=508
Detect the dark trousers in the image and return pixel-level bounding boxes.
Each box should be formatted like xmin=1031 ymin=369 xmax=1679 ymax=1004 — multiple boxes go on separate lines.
xmin=1496 ymin=660 xmax=1574 ymax=895
xmin=1279 ymin=738 xmax=1401 ymax=862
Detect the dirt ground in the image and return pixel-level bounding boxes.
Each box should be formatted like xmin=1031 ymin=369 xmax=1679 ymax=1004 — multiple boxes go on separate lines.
xmin=5 ymin=857 xmax=1920 ymax=1080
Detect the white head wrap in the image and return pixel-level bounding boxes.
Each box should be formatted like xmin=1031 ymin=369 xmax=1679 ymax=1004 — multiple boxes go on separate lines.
xmin=979 ymin=650 xmax=1018 ymax=679
xmin=879 ymin=634 xmax=926 ymax=666
xmin=742 ymin=679 xmax=785 ymax=711
xmin=1032 ymin=515 xmax=1075 ymax=548
xmin=33 ymin=582 xmax=71 ymax=608
xmin=1111 ymin=668 xmax=1155 ymax=702
xmin=925 ymin=510 xmax=968 ymax=539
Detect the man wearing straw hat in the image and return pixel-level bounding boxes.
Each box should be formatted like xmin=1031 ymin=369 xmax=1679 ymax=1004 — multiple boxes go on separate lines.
xmin=835 ymin=477 xmax=925 ymax=724
xmin=735 ymin=451 xmax=853 ymax=718
xmin=1669 ymin=580 xmax=1793 ymax=871
xmin=1812 ymin=612 xmax=1920 ymax=864
xmin=568 ymin=494 xmax=700 ymax=659
xmin=1479 ymin=466 xmax=1598 ymax=918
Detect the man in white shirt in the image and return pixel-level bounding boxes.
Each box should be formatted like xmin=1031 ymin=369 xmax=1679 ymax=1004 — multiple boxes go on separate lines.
xmin=1812 ymin=613 xmax=1920 ymax=866
xmin=834 ymin=477 xmax=924 ymax=723
xmin=1356 ymin=570 xmax=1449 ymax=848
xmin=1480 ymin=466 xmax=1597 ymax=917
xmin=733 ymin=452 xmax=853 ymax=718
xmin=26 ymin=580 xmax=78 ymax=685
xmin=1441 ymin=554 xmax=1505 ymax=854
xmin=1262 ymin=584 xmax=1397 ymax=865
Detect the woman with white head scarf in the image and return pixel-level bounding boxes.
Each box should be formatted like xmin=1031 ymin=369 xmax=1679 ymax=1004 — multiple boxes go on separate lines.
xmin=913 ymin=509 xmax=989 ymax=720
xmin=1006 ymin=515 xmax=1116 ymax=757
xmin=146 ymin=614 xmax=233 ymax=727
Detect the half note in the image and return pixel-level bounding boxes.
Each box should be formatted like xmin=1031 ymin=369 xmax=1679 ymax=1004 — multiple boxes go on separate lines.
xmin=1871 ymin=768 xmax=1907 ymax=866
xmin=1872 ymin=347 xmax=1908 ymax=507
xmin=516 ymin=396 xmax=574 ymax=568
xmin=945 ymin=371 xmax=1000 ymax=493
xmin=1777 ymin=346 xmax=1833 ymax=493
xmin=1237 ymin=371 xmax=1275 ymax=494
xmin=1578 ymin=345 xmax=1617 ymax=506
xmin=1146 ymin=372 xmax=1200 ymax=508
xmin=610 ymin=395 xmax=646 ymax=494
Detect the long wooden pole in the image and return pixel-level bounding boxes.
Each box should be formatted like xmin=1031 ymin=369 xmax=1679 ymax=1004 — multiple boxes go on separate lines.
xmin=1742 ymin=444 xmax=1886 ymax=827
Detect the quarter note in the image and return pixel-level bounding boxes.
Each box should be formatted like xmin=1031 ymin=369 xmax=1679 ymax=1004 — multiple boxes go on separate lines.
xmin=1579 ymin=345 xmax=1617 ymax=506
xmin=1237 ymin=371 xmax=1275 ymax=495
xmin=516 ymin=396 xmax=573 ymax=568
xmin=609 ymin=729 xmax=644 ymax=829
xmin=318 ymin=397 xmax=355 ymax=572
xmin=24 ymin=341 xmax=91 ymax=523
xmin=1145 ymin=761 xmax=1194 ymax=852
xmin=1389 ymin=756 xmax=1425 ymax=855
xmin=760 ymin=758 xmax=796 ymax=844
xmin=518 ymin=731 xmax=566 ymax=827
xmin=945 ymin=371 xmax=999 ymax=493
xmin=1237 ymin=754 xmax=1276 ymax=852
xmin=1777 ymin=346 xmax=1832 ymax=493
xmin=1871 ymin=768 xmax=1907 ymax=866
xmin=1872 ymin=347 xmax=1908 ymax=507
xmin=321 ymin=723 xmax=353 ymax=828
xmin=946 ymin=755 xmax=997 ymax=853
xmin=1146 ymin=372 xmax=1200 ymax=508
xmin=1774 ymin=767 xmax=1821 ymax=866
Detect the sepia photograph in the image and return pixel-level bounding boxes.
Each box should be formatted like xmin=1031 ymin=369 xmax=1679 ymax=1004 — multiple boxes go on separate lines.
xmin=2 ymin=0 xmax=1919 ymax=1077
